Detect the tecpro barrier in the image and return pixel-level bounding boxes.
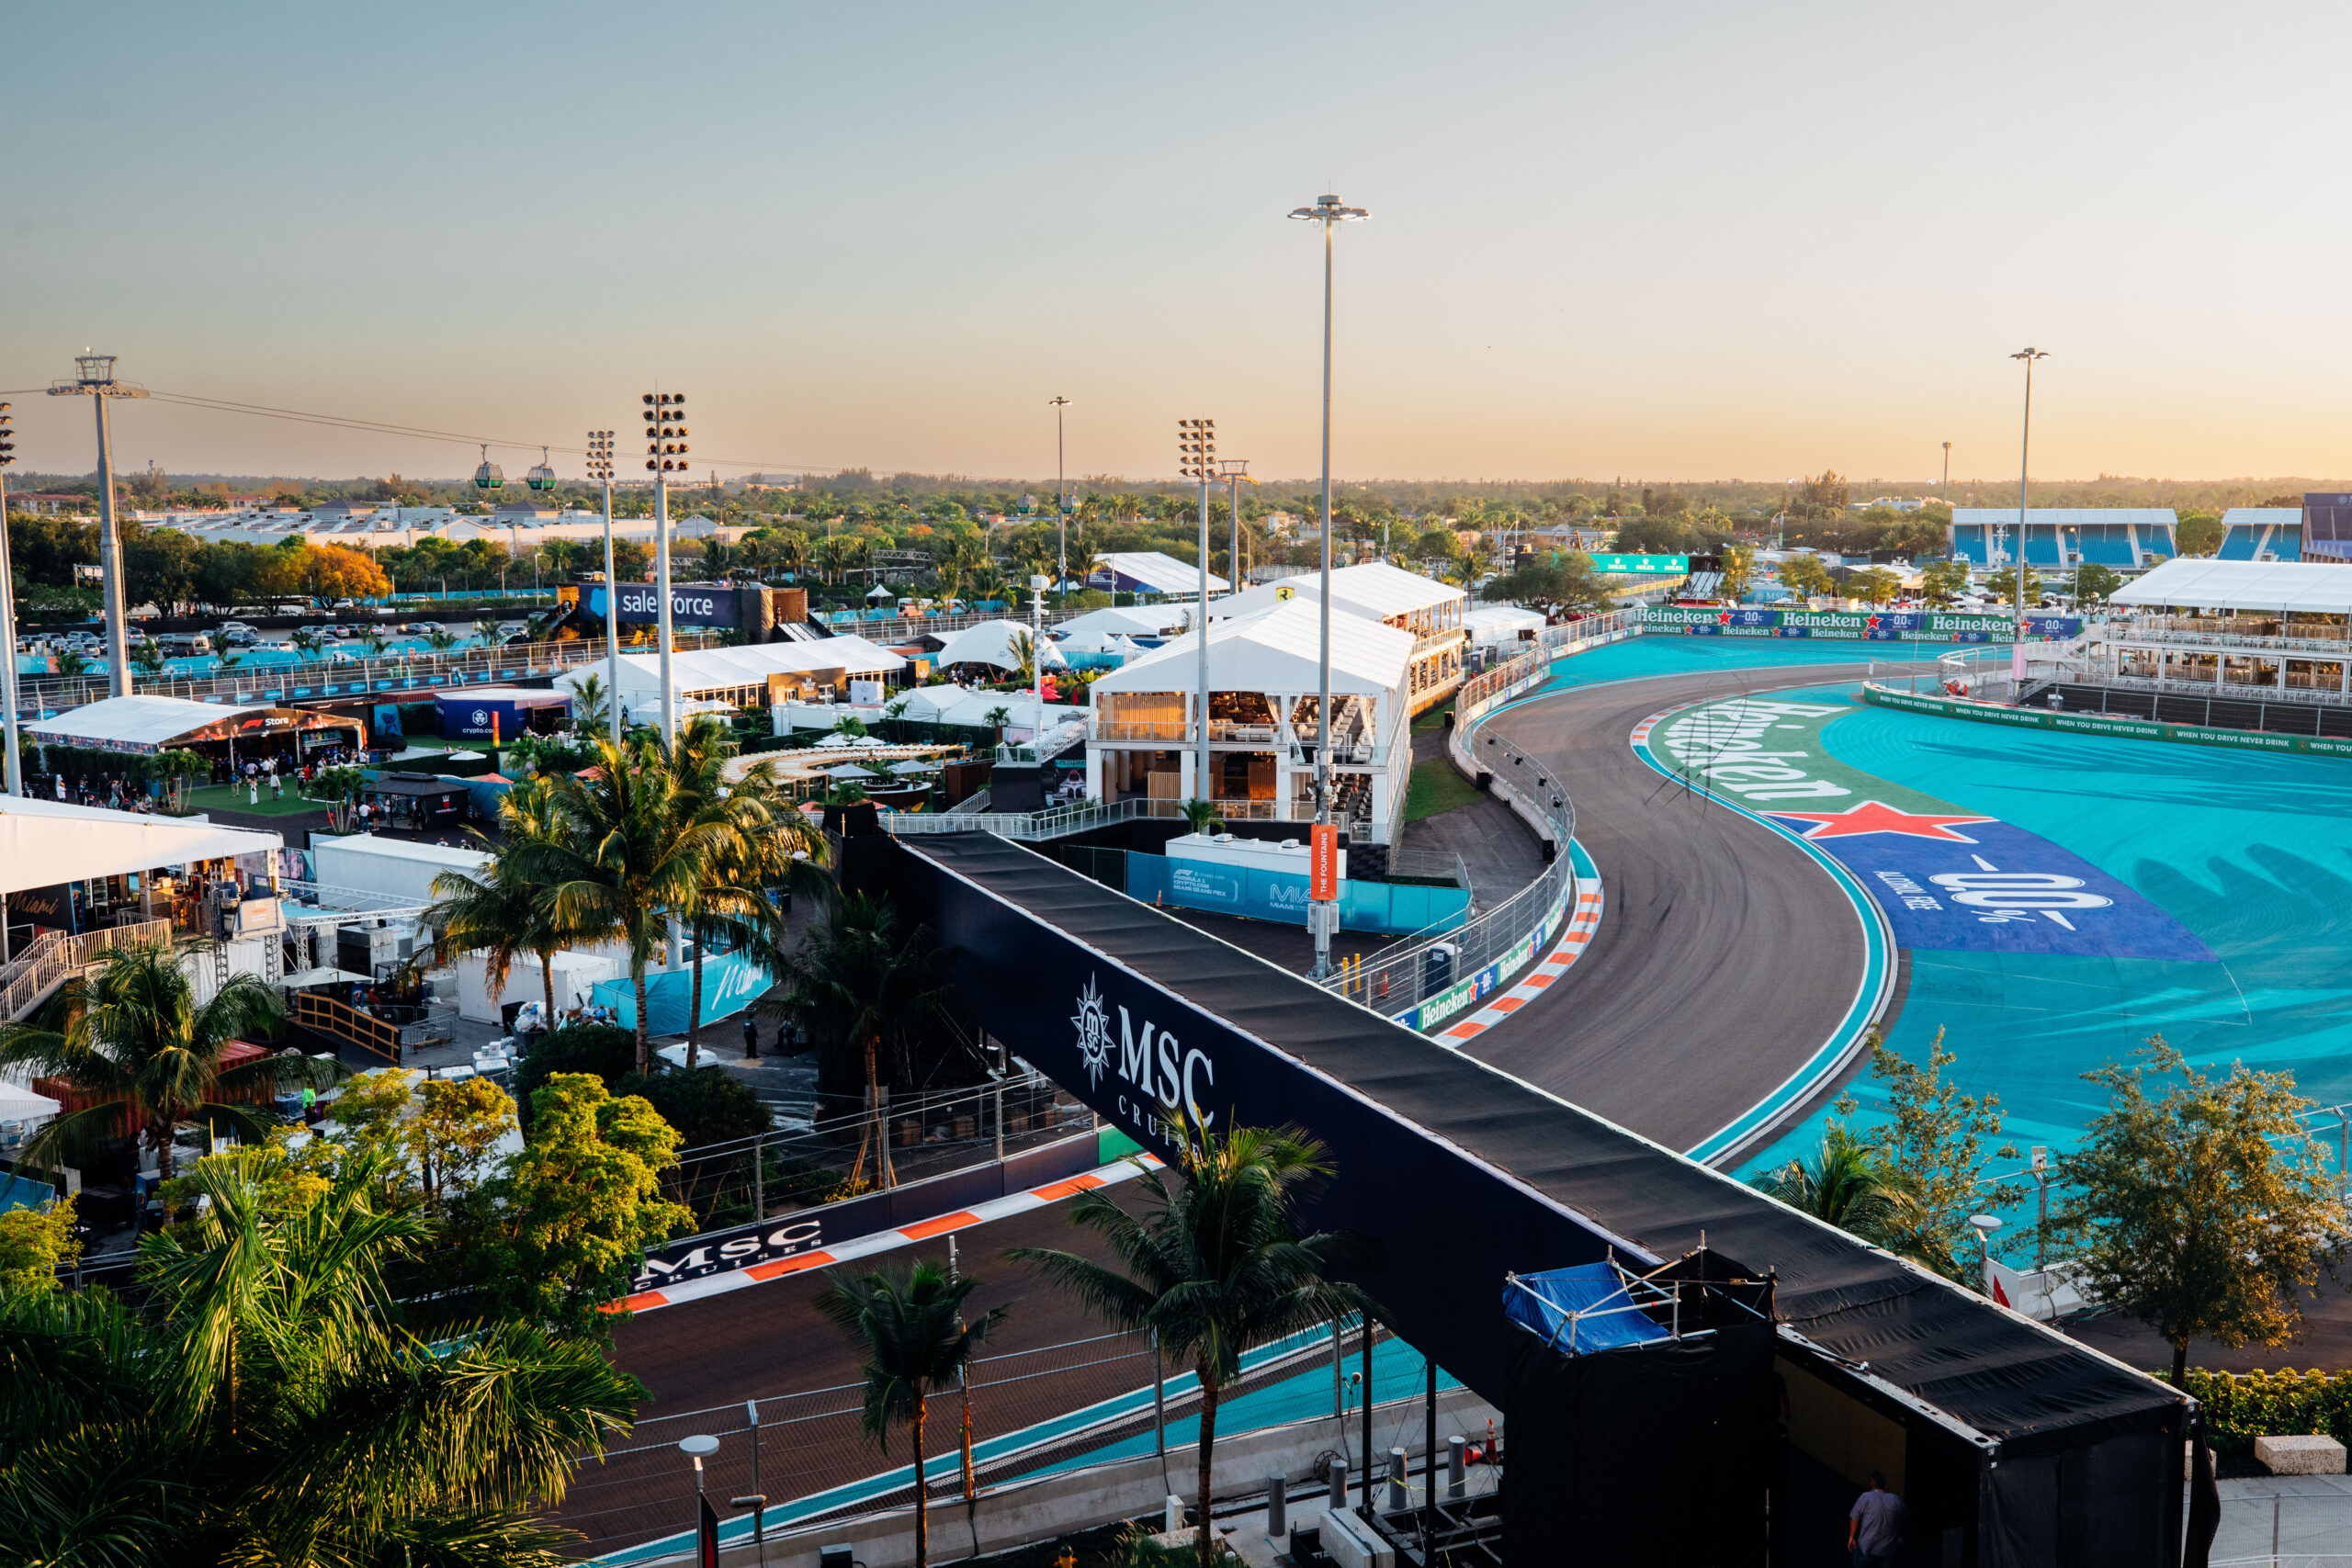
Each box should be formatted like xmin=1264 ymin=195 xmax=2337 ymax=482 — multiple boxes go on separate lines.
xmin=1861 ymin=683 xmax=2352 ymax=758
xmin=1124 ymin=850 xmax=1468 ymax=936
xmin=1643 ymin=606 xmax=2079 ymax=640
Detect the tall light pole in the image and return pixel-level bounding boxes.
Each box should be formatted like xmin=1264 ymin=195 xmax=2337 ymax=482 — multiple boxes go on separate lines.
xmin=2010 ymin=348 xmax=2047 ymax=647
xmin=47 ymin=354 xmax=147 ymax=697
xmin=1222 ymin=458 xmax=1253 ymax=599
xmin=587 ymin=430 xmax=621 ymax=747
xmin=0 ymin=401 xmax=20 ymax=796
xmin=1050 ymin=395 xmax=1071 ymax=585
xmin=1290 ymin=194 xmax=1367 ymax=980
xmin=642 ymin=390 xmax=690 ymax=745
xmin=1940 ymin=441 xmax=1951 ymax=507
xmin=1179 ymin=418 xmax=1217 ymax=811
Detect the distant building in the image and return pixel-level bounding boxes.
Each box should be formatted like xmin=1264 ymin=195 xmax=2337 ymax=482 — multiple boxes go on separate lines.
xmin=2217 ymin=507 xmax=2301 ymax=562
xmin=11 ymin=493 xmax=89 ymax=515
xmin=1948 ymin=508 xmax=2177 ymax=570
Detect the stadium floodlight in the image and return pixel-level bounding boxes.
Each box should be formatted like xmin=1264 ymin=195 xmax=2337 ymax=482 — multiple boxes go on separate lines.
xmin=0 ymin=400 xmax=18 ymax=797
xmin=47 ymin=354 xmax=148 ymax=697
xmin=2009 ymin=348 xmax=2048 ymax=643
xmin=642 ymin=390 xmax=690 ymax=745
xmin=1179 ymin=419 xmax=1217 ymax=810
xmin=1289 ymin=195 xmax=1368 ymax=979
xmin=1050 ymin=395 xmax=1072 ymax=582
xmin=587 ymin=430 xmax=623 ymax=748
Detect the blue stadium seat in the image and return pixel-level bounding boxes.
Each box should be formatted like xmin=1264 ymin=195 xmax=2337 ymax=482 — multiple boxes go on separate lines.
xmin=2218 ymin=526 xmax=2260 ymax=560
xmin=2075 ymin=526 xmax=2137 ymax=565
xmin=1951 ymin=525 xmax=1988 ymax=565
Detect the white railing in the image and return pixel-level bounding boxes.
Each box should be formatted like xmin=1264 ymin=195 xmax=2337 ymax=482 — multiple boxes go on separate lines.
xmin=0 ymin=919 xmax=175 ymax=1022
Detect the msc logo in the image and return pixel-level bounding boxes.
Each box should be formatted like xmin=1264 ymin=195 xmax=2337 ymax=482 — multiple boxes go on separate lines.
xmin=1070 ymin=972 xmax=1218 ymax=1133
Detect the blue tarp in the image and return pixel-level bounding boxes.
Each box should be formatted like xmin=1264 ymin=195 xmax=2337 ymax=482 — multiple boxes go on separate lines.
xmin=1123 ymin=851 xmax=1469 ymax=937
xmin=590 ymin=950 xmax=775 ymax=1035
xmin=1501 ymin=1263 xmax=1668 ymax=1355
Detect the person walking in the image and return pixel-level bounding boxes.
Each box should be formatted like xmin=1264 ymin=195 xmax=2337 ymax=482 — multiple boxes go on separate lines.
xmin=249 ymin=776 xmax=260 ymax=807
xmin=1847 ymin=1471 xmax=1906 ymax=1568
xmin=741 ymin=1013 xmax=761 ymax=1060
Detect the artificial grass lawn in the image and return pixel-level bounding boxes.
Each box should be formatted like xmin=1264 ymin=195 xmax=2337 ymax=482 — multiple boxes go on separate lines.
xmin=180 ymin=784 xmax=343 ymax=818
xmin=1404 ymin=756 xmax=1483 ymax=821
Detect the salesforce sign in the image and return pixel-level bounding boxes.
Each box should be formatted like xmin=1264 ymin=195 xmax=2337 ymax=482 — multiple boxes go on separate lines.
xmin=591 ymin=583 xmax=741 ymax=629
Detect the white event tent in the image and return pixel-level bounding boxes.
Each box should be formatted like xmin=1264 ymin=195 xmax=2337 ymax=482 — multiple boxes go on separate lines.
xmin=1051 ymin=605 xmax=1190 ymax=643
xmin=0 ymin=794 xmax=282 ymax=897
xmin=552 ymin=636 xmax=907 ymax=720
xmin=935 ymin=619 xmax=1069 ymax=672
xmin=27 ymin=693 xmax=360 ymax=754
xmin=2110 ymin=558 xmax=2352 ymax=615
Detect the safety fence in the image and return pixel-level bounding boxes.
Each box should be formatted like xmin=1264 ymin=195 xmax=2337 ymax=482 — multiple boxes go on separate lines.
xmin=0 ymin=919 xmax=175 ymax=1023
xmin=655 ymin=1072 xmax=1091 ymax=1233
xmin=1318 ymin=612 xmax=1641 ymax=1024
xmin=558 ymin=1318 xmax=1441 ymax=1562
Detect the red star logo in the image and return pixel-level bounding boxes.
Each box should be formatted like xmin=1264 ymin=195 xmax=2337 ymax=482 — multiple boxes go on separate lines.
xmin=1716 ymin=610 xmax=1732 ymax=624
xmin=1767 ymin=800 xmax=1995 ymax=842
xmin=1865 ymin=614 xmax=1882 ymax=629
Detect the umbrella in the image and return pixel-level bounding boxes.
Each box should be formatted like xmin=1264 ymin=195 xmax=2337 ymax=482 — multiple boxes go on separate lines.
xmin=865 ymin=583 xmax=895 ymax=600
xmin=888 ymin=759 xmax=939 ymax=774
xmin=825 ymin=763 xmax=878 ymax=780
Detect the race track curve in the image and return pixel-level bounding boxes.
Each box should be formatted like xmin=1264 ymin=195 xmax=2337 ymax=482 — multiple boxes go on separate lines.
xmin=1461 ymin=662 xmax=1903 ymax=1157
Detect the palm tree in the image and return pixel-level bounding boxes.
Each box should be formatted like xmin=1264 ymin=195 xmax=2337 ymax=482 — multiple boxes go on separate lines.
xmin=569 ymin=672 xmax=612 ymax=737
xmin=0 ymin=941 xmax=336 ymax=1181
xmin=1178 ymin=798 xmax=1222 ymax=834
xmin=1753 ymin=1126 xmax=1900 ymax=1235
xmin=131 ymin=638 xmax=167 ymax=680
xmin=424 ymin=776 xmax=574 ymax=1030
xmin=662 ymin=725 xmax=813 ymax=1068
xmin=773 ymin=894 xmax=948 ymax=1189
xmin=983 ymin=705 xmax=1011 ymax=746
xmin=288 ymin=628 xmax=323 ymax=663
xmin=425 ymin=627 xmax=459 ymax=657
xmin=817 ymin=1260 xmax=1007 ymax=1568
xmin=1008 ymin=628 xmax=1040 ymax=688
xmin=0 ymin=1142 xmax=639 ymax=1563
xmin=54 ymin=648 xmax=88 ymax=681
xmin=521 ymin=732 xmax=738 ymax=1072
xmin=1011 ymin=1122 xmax=1372 ymax=1568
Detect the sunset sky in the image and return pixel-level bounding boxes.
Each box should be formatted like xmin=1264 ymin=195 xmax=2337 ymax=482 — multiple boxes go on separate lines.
xmin=8 ymin=2 xmax=2352 ymax=487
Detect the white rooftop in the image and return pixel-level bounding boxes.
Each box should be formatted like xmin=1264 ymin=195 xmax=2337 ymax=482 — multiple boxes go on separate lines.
xmin=553 ymin=636 xmax=906 ymax=701
xmin=1092 ymin=598 xmax=1416 ymax=700
xmin=1216 ymin=560 xmax=1469 ymax=623
xmin=0 ymin=795 xmax=282 ymax=897
xmin=27 ymin=694 xmax=293 ymax=750
xmin=936 ymin=619 xmax=1069 ymax=671
xmin=1091 ymin=551 xmax=1231 ymax=596
xmin=2111 ymin=558 xmax=2352 ymax=615
xmin=1052 ymin=605 xmax=1189 ymax=642
xmin=310 ymin=832 xmax=494 ymax=872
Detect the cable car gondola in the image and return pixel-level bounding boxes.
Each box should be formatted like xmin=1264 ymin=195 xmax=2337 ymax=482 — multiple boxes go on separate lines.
xmin=472 ymin=444 xmax=505 ymax=491
xmin=526 ymin=446 xmax=556 ymax=492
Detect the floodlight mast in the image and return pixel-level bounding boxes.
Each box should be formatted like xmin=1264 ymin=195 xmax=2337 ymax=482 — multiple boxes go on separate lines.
xmin=2010 ymin=348 xmax=2047 ymax=647
xmin=0 ymin=400 xmax=19 ymax=797
xmin=1179 ymin=419 xmax=1217 ymax=811
xmin=586 ymin=431 xmax=621 ymax=748
xmin=47 ymin=355 xmax=148 ymax=698
xmin=1288 ymin=195 xmax=1367 ymax=980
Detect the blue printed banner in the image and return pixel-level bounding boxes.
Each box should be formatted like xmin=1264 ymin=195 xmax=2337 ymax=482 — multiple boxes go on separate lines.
xmin=1761 ymin=804 xmax=2214 ymax=961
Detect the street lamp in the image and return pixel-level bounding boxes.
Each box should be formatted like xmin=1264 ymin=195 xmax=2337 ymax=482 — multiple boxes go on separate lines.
xmin=46 ymin=354 xmax=148 ymax=697
xmin=1289 ymin=193 xmax=1367 ymax=980
xmin=1967 ymin=1214 xmax=2003 ymax=1293
xmin=1050 ymin=395 xmax=1072 ymax=585
xmin=2009 ymin=348 xmax=2048 ymax=649
xmin=1179 ymin=418 xmax=1216 ymax=810
xmin=0 ymin=400 xmax=20 ymax=797
xmin=731 ymin=1495 xmax=770 ymax=1567
xmin=587 ymin=431 xmax=621 ymax=748
xmin=679 ymin=1434 xmax=719 ymax=1557
xmin=1221 ymin=458 xmax=1254 ymax=599
xmin=1940 ymin=441 xmax=1951 ymax=507
xmin=643 ymin=390 xmax=691 ymax=745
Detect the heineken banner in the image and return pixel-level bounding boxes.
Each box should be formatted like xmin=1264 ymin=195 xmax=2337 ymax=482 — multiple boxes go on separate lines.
xmin=1861 ymin=686 xmax=2352 ymax=759
xmin=1642 ymin=606 xmax=2079 ymax=642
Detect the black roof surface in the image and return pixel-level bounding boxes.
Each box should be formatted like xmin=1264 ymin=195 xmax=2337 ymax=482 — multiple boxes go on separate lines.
xmin=908 ymin=834 xmax=2184 ymax=1453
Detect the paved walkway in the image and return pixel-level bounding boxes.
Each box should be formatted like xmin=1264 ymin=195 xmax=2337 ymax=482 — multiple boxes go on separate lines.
xmin=2213 ymin=1474 xmax=2352 ymax=1562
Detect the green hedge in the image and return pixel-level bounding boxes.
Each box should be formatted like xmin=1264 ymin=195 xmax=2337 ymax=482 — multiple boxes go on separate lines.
xmin=2186 ymin=1367 xmax=2352 ymax=1452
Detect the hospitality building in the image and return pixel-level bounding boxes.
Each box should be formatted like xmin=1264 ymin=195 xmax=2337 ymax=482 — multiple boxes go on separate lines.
xmin=1214 ymin=560 xmax=1470 ymax=716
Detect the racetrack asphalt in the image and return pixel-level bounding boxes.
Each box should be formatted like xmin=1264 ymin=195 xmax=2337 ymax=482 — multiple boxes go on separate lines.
xmin=1463 ymin=662 xmax=1899 ymax=1156
xmin=557 ymin=1191 xmax=1150 ymax=1558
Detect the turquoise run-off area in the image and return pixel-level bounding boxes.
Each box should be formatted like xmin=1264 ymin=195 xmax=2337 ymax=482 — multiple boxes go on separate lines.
xmin=1519 ymin=636 xmax=2352 ymax=1216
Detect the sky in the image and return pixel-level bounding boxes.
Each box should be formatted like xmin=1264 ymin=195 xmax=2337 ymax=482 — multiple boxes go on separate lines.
xmin=7 ymin=2 xmax=2352 ymax=487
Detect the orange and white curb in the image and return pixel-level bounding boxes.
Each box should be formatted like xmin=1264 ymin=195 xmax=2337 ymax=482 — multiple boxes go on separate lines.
xmin=604 ymin=1154 xmax=1160 ymax=1317
xmin=1435 ymin=876 xmax=1606 ymax=1044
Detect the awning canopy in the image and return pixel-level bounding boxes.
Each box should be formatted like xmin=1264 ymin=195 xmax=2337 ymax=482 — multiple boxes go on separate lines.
xmin=1091 ymin=598 xmax=1416 ymax=702
xmin=552 ymin=637 xmax=906 ymax=704
xmin=1087 ymin=551 xmax=1231 ymax=596
xmin=2110 ymin=558 xmax=2352 ymax=615
xmin=27 ymin=694 xmax=361 ymax=755
xmin=1217 ymin=560 xmax=1468 ymax=624
xmin=0 ymin=795 xmax=283 ymax=897
xmin=1052 ymin=605 xmax=1189 ymax=642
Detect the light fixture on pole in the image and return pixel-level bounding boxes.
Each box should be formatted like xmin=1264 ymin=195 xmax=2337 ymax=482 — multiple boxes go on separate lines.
xmin=642 ymin=391 xmax=690 ymax=746
xmin=731 ymin=1495 xmax=770 ymax=1567
xmin=586 ymin=430 xmax=621 ymax=747
xmin=0 ymin=400 xmax=20 ymax=797
xmin=1050 ymin=395 xmax=1072 ymax=586
xmin=46 ymin=354 xmax=148 ymax=698
xmin=1221 ymin=458 xmax=1253 ymax=602
xmin=2009 ymin=348 xmax=2047 ymax=649
xmin=1940 ymin=441 xmax=1951 ymax=507
xmin=679 ymin=1434 xmax=720 ymax=1562
xmin=1967 ymin=1213 xmax=2003 ymax=1294
xmin=1178 ymin=418 xmax=1216 ymax=809
xmin=1288 ymin=193 xmax=1368 ymax=981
